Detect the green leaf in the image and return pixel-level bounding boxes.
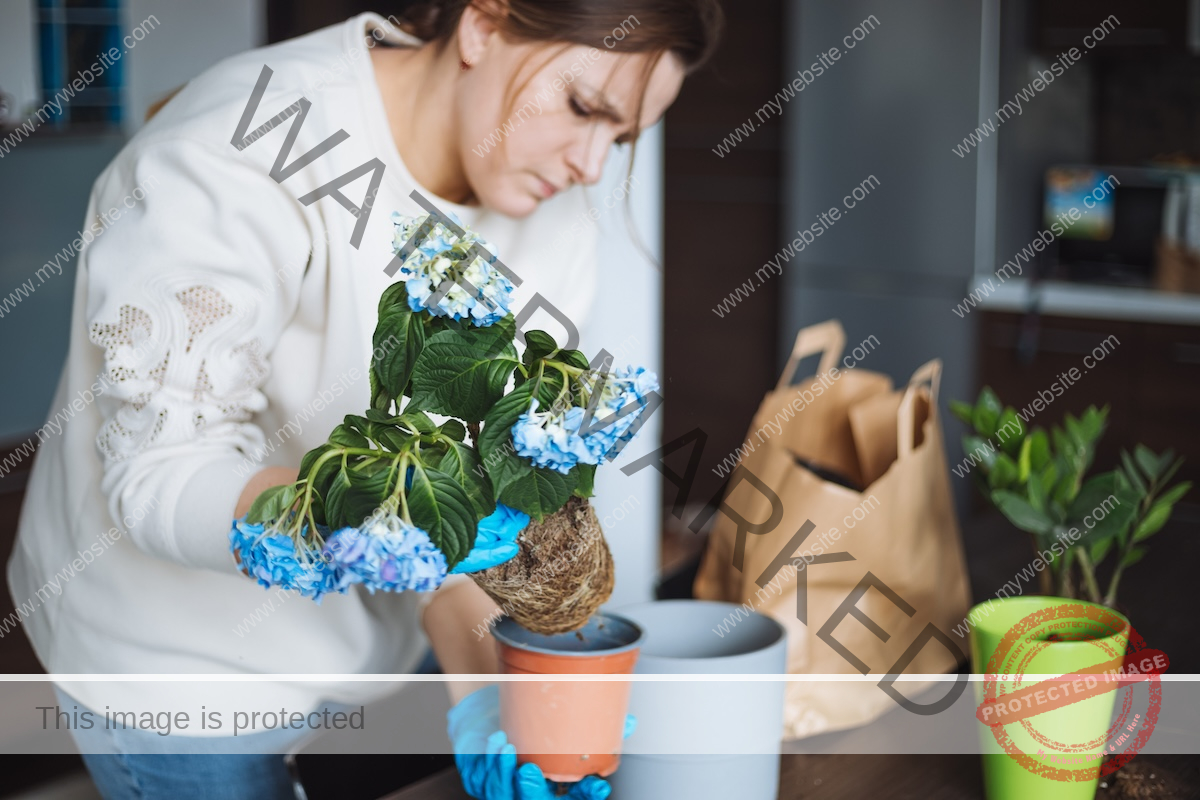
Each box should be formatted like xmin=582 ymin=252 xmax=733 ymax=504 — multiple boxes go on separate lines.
xmin=1027 ymin=462 xmax=1048 ymax=513
xmin=308 ymin=490 xmax=327 ymax=527
xmin=308 ymin=451 xmax=344 ymax=499
xmin=1120 ymin=450 xmax=1147 ymax=498
xmin=1026 ymin=428 xmax=1051 ymax=472
xmin=299 ymin=444 xmax=335 ymax=482
xmin=1132 ymin=501 xmax=1172 ymax=543
xmin=1017 ymin=437 xmax=1033 ymax=483
xmin=522 ymin=330 xmax=559 ymax=366
xmin=1069 ymin=472 xmax=1139 ymax=546
xmin=963 ymin=435 xmax=997 ymax=473
xmin=533 ymin=369 xmax=567 ymax=411
xmin=377 ymin=426 xmax=414 ymax=453
xmin=407 ymin=465 xmax=477 ymax=567
xmin=326 ymin=463 xmax=396 ymax=530
xmin=322 ymin=468 xmax=352 ymax=529
xmin=373 ymin=304 xmax=427 ymax=405
xmin=369 ymin=365 xmax=389 ymax=413
xmin=558 ymin=349 xmax=590 ymax=371
xmin=1158 ymin=457 xmax=1184 ymax=488
xmin=1038 ymin=462 xmax=1060 ymax=502
xmin=430 ymin=440 xmax=496 ymax=519
xmin=397 ymin=410 xmax=437 ymax=434
xmin=997 ymin=407 xmax=1025 ymax=456
xmin=1052 ymin=426 xmax=1075 ymax=462
xmin=989 ymin=453 xmax=1019 ymax=491
xmin=328 ymin=423 xmax=369 ymax=449
xmin=439 ymin=419 xmax=468 ymax=442
xmin=377 ymin=280 xmax=410 ymax=316
xmin=1121 ymin=546 xmax=1147 ymax=569
xmin=478 ymin=382 xmax=534 ymax=468
xmin=1131 ymin=482 xmax=1189 ymax=543
xmin=1064 ymin=414 xmax=1085 ymax=449
xmin=991 ymin=490 xmax=1054 ymax=536
xmin=1051 ymin=456 xmax=1078 ymax=508
xmin=478 ymin=382 xmax=536 ymax=496
xmin=573 ymin=463 xmax=596 ymax=498
xmin=973 ymin=387 xmax=1002 ymax=438
xmin=1155 ymin=481 xmax=1193 ymax=508
xmin=1089 ymin=535 xmax=1113 ymax=565
xmin=1133 ymin=444 xmax=1160 ymax=481
xmin=410 ymin=327 xmax=520 ymax=421
xmin=950 ymin=399 xmax=975 ymax=425
xmin=246 ymin=484 xmax=297 ymax=524
xmin=477 ymin=314 xmax=518 ymax=358
xmin=498 ymin=466 xmax=578 ymax=521
xmin=1077 ymin=406 xmax=1108 ymax=446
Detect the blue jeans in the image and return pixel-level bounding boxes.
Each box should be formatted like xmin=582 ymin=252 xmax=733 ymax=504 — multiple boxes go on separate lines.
xmin=55 ymin=685 xmax=321 ymax=800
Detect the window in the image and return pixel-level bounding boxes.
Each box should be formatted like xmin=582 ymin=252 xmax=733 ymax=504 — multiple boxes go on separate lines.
xmin=37 ymin=0 xmax=124 ymax=128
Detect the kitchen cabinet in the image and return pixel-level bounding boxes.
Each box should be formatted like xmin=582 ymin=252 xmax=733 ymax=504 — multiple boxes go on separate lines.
xmin=978 ymin=310 xmax=1200 ymax=487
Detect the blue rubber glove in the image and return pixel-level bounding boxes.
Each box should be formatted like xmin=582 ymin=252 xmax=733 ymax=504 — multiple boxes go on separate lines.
xmin=447 ymin=685 xmax=635 ymax=800
xmin=449 ymin=505 xmax=528 ymax=574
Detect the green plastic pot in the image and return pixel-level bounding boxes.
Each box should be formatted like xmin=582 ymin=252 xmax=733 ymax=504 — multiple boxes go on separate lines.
xmin=967 ymin=596 xmax=1129 ymax=800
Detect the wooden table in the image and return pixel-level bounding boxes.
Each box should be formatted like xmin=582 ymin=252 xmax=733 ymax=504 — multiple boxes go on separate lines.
xmin=382 ymin=755 xmax=984 ymax=799
xmin=382 ymin=754 xmax=1199 ymax=799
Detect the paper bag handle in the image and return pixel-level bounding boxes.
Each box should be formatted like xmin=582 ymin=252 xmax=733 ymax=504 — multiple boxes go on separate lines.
xmin=897 ymin=358 xmax=942 ymax=457
xmin=776 ymin=320 xmax=846 ymax=390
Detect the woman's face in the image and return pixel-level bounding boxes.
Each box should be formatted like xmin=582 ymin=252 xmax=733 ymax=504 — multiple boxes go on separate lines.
xmin=455 ymin=28 xmax=686 ymax=217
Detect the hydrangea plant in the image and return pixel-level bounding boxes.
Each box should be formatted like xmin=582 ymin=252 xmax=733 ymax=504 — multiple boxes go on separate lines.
xmin=231 ymin=212 xmax=656 ymax=601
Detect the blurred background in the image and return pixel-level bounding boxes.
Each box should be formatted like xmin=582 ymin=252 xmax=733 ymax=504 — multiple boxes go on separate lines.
xmin=1 ymin=0 xmax=1199 ymax=797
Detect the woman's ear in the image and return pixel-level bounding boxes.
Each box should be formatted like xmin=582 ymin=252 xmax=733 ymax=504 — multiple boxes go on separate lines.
xmin=456 ymin=1 xmax=507 ymax=68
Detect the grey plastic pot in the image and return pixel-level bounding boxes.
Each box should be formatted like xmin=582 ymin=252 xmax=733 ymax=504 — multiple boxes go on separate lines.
xmin=608 ymin=600 xmax=787 ymax=800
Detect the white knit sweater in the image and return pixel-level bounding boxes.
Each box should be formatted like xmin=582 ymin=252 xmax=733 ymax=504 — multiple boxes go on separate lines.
xmin=7 ymin=13 xmax=596 ymax=725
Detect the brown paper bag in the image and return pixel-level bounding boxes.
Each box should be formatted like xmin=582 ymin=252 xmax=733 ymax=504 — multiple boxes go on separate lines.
xmin=694 ymin=320 xmax=972 ymax=739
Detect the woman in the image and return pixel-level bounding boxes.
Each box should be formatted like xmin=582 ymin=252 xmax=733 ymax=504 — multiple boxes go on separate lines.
xmin=8 ymin=1 xmax=720 ymax=797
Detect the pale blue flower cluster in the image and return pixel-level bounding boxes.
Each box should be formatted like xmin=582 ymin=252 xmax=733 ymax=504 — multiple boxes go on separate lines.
xmin=322 ymin=509 xmax=448 ymax=594
xmin=510 ymin=366 xmax=659 ymax=474
xmin=579 ymin=366 xmax=660 ymax=459
xmin=229 ymin=518 xmax=340 ymax=602
xmin=391 ymin=211 xmax=515 ymax=327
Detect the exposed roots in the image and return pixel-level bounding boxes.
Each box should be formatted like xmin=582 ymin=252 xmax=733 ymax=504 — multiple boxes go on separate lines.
xmin=471 ymin=497 xmax=614 ymax=635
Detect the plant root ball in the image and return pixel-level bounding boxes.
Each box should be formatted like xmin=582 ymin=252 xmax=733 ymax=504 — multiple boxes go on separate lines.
xmin=470 ymin=496 xmax=614 ymax=635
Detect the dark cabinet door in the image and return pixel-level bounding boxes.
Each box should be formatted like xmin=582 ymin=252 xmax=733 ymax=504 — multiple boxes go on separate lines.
xmin=1132 ymin=323 xmax=1200 ymax=487
xmin=978 ymin=312 xmax=1138 ymax=476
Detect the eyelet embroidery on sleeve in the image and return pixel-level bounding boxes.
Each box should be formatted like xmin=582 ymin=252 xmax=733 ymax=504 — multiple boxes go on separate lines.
xmin=90 ymin=282 xmax=269 ymax=462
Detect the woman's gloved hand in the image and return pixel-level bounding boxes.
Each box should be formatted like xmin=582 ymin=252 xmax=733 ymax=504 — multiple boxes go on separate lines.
xmin=449 ymin=505 xmax=528 ymax=575
xmin=446 ymin=685 xmax=635 ymax=800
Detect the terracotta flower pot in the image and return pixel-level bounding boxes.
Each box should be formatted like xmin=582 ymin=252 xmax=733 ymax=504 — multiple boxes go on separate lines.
xmin=492 ymin=612 xmax=643 ymax=782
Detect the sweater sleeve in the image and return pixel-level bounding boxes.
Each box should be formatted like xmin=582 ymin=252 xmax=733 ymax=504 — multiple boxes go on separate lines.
xmin=84 ymin=139 xmax=312 ymax=574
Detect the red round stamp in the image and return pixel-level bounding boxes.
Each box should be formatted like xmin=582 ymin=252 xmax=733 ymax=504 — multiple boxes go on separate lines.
xmin=975 ymin=602 xmax=1167 ymax=781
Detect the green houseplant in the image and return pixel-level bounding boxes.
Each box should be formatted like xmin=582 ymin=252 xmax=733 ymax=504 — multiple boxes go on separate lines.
xmin=953 ymin=387 xmax=1190 ymax=800
xmin=952 ymin=388 xmax=1190 ymax=606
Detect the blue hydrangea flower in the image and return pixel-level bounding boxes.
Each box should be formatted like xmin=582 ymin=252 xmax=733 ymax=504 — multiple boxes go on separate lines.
xmin=322 ymin=511 xmax=448 ymax=593
xmin=229 ymin=518 xmax=340 ymax=602
xmin=511 ymin=400 xmax=594 ymax=474
xmin=390 ymin=212 xmax=514 ymax=327
xmin=510 ymin=367 xmax=659 ymax=473
xmin=577 ymin=366 xmax=660 ymax=461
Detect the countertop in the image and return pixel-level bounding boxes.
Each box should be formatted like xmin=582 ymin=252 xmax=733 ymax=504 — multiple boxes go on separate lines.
xmin=971 ymin=277 xmax=1200 ymax=325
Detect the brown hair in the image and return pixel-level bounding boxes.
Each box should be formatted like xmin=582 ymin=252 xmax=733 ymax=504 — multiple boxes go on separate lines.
xmin=397 ymin=0 xmax=722 ymax=254
xmin=398 ymin=0 xmax=723 ymax=73
xmin=398 ymin=0 xmax=721 ymax=150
